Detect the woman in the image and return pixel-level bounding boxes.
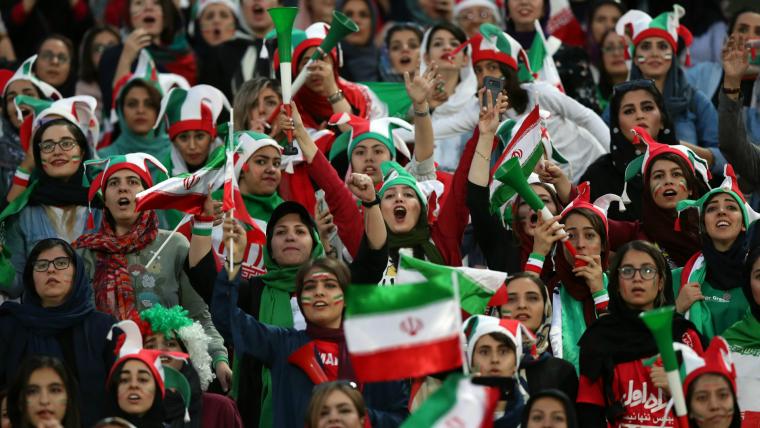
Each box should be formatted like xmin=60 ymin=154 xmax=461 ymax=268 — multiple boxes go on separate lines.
xmin=576 ymin=240 xmax=705 ymax=426
xmin=722 ymin=245 xmax=760 ymax=422
xmin=35 ymin=34 xmax=77 ymax=97
xmin=72 ymin=154 xmax=230 ymax=387
xmin=210 ymin=196 xmax=385 ymax=426
xmin=454 ymin=0 xmax=501 ymax=38
xmin=614 ymin=5 xmax=725 ymax=175
xmin=613 ymin=126 xmax=711 ymax=267
xmin=305 ymin=381 xmax=368 ymax=428
xmin=463 ymin=315 xmax=529 ymax=427
xmin=585 ymin=0 xmax=625 ymax=71
xmin=0 ymin=55 xmax=61 ymax=200
xmin=595 ymin=30 xmax=629 ymax=111
xmin=139 ymin=304 xmax=244 ymax=428
xmin=337 ymin=0 xmax=380 ymax=82
xmin=99 ymin=74 xmax=171 ymax=159
xmin=673 ymin=164 xmax=756 ymax=337
xmin=211 ymin=257 xmax=408 ymax=428
xmin=6 ymin=355 xmax=81 ymax=428
xmin=500 ymin=273 xmax=578 ymax=401
xmin=680 ymin=337 xmax=742 ymax=428
xmin=105 ymin=319 xmax=189 ymax=428
xmin=76 ymin=25 xmax=121 ymax=120
xmin=521 ymin=389 xmax=578 ymax=428
xmin=232 ymin=77 xmax=282 ymax=134
xmin=99 ymin=0 xmax=196 ymax=110
xmin=292 ymin=21 xmax=387 ymax=132
xmin=0 ymin=239 xmax=115 ymax=426
xmin=0 ymin=106 xmax=100 ymax=298
xmin=379 ymin=23 xmax=423 ymax=83
xmin=582 ymin=79 xmax=679 ymax=221
xmin=528 ymin=183 xmax=619 ymax=370
xmin=458 ymin=23 xmax=609 ymax=181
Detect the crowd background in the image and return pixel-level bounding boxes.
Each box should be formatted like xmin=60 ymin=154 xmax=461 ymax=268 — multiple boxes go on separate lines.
xmin=0 ymin=0 xmax=758 ymax=427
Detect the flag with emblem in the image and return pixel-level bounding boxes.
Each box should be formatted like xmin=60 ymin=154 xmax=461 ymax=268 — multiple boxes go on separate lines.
xmin=344 ymin=275 xmax=462 ymax=382
xmin=396 ymin=255 xmax=507 ymax=315
xmin=401 ymin=373 xmax=499 ymax=428
xmin=520 ymin=20 xmax=565 ymax=91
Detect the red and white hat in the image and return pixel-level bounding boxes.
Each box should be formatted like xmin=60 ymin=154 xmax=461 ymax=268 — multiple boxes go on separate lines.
xmin=462 ymin=315 xmax=535 ymax=371
xmin=560 ymin=181 xmax=626 ymax=235
xmin=106 ymin=320 xmax=188 ymax=397
xmin=616 ymin=5 xmax=694 ymax=65
xmin=676 ymin=336 xmax=736 ymax=395
xmin=154 ymin=84 xmax=231 ymax=140
xmin=470 ymin=23 xmax=527 ymax=71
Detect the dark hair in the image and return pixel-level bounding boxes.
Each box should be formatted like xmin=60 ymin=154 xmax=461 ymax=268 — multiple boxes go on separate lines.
xmin=125 ymin=0 xmax=182 ymax=45
xmin=505 ymin=272 xmax=548 ymax=304
xmin=597 ymin=29 xmax=624 ymax=99
xmin=500 ymin=65 xmax=528 ymax=114
xmin=384 ymin=22 xmax=424 ymax=48
xmin=35 ymin=34 xmax=76 ymax=78
xmin=79 ymin=25 xmax=120 ymax=83
xmin=31 ymin=118 xmax=89 ymax=173
xmin=424 ymin=21 xmax=468 ymax=54
xmin=742 ymin=245 xmax=760 ymax=310
xmin=645 ymin=152 xmax=709 ymax=199
xmin=118 ymin=79 xmax=162 ymax=118
xmin=586 ymin=0 xmax=626 ymax=25
xmin=296 ymin=257 xmax=351 ymax=299
xmin=607 ymin=240 xmax=672 ymax=312
xmin=23 ymin=238 xmax=77 ymax=292
xmin=686 ymin=373 xmax=742 ymax=428
xmin=609 ymin=79 xmax=677 ymax=145
xmin=7 ymin=355 xmax=81 ymax=428
xmin=727 ymin=7 xmax=760 ymax=35
xmin=560 ymin=207 xmax=609 ymax=266
xmin=521 ymin=389 xmax=578 ymax=428
xmin=106 ymin=358 xmax=163 ymax=424
xmin=698 ymin=192 xmax=746 ymax=240
xmin=306 ymin=381 xmax=367 ymax=428
xmin=265 ymin=201 xmax=318 ymax=264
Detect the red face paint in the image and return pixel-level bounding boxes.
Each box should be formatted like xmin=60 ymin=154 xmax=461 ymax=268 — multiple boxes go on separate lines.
xmin=332 ymin=294 xmax=344 ymax=306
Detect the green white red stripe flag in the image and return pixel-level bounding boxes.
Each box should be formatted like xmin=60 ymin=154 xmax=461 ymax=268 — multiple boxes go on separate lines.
xmin=344 ymin=275 xmax=462 ymax=382
xmin=401 ymin=373 xmax=499 ymax=428
xmin=396 ymin=255 xmax=507 ymax=315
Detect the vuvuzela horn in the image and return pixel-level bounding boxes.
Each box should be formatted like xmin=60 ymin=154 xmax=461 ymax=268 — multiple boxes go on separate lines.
xmin=267 ymin=7 xmax=298 ymax=153
xmin=290 ymin=11 xmax=359 ymax=95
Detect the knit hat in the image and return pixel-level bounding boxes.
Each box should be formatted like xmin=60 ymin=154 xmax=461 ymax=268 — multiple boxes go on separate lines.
xmin=327 ymin=112 xmax=412 ymax=160
xmin=560 ymin=181 xmax=626 ymax=235
xmin=83 ymin=153 xmax=169 ymax=227
xmin=621 ymin=126 xmax=710 ymax=204
xmin=154 ymin=84 xmax=231 ymax=140
xmin=676 ymin=336 xmax=736 ymax=394
xmin=470 ymin=23 xmax=528 ymax=71
xmin=106 ymin=320 xmax=189 ymax=397
xmin=139 ymin=304 xmax=214 ymax=390
xmin=2 ymin=55 xmax=62 ymax=100
xmin=454 ymin=0 xmax=503 ymax=23
xmin=462 ymin=315 xmax=535 ymax=371
xmin=233 ymin=130 xmax=283 ymax=177
xmin=677 ymin=163 xmax=760 ymax=230
xmin=616 ymin=5 xmax=693 ymax=64
xmin=14 ymin=95 xmax=100 ymax=151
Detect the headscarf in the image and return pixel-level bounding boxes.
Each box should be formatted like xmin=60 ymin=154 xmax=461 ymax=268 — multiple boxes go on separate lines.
xmin=106 ymin=359 xmax=166 ymax=428
xmin=336 ymin=0 xmax=380 ymax=82
xmin=503 ymin=0 xmax=550 ymax=49
xmin=520 ymin=389 xmax=578 ymax=428
xmin=741 ymin=246 xmax=760 ymax=322
xmin=0 ymin=240 xmax=94 ymax=336
xmin=629 ymin=51 xmax=696 ymax=124
xmin=73 ymin=210 xmax=159 ymax=321
xmin=702 ymin=232 xmax=747 ymax=292
xmin=99 ymin=79 xmax=172 ymax=160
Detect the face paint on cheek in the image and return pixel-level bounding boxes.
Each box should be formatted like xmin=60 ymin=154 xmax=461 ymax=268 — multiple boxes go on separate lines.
xmin=651 ymin=181 xmax=665 ymax=197
xmin=300 ymin=296 xmax=313 ymax=306
xmin=332 ymin=294 xmax=344 ymax=305
xmin=677 ymin=179 xmax=688 ymax=193
xmin=71 ymin=155 xmax=81 ymax=161
xmin=309 ymin=272 xmax=332 ymax=280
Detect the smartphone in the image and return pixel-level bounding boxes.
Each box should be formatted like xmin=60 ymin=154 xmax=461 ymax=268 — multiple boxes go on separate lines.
xmin=482 ymin=76 xmax=504 ymax=108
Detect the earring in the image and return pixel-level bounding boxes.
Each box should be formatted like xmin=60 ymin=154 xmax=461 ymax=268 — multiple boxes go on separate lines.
xmin=663 ymin=128 xmax=670 ymax=134
xmin=612 ymin=127 xmax=619 ymax=133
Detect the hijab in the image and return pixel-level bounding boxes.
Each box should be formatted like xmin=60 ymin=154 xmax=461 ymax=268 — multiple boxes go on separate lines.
xmin=106 ymin=359 xmax=166 ymax=428
xmin=703 ymin=232 xmax=748 ymax=291
xmin=741 ymin=246 xmax=760 ymax=322
xmin=388 ymin=208 xmax=445 ymax=266
xmin=336 ymin=0 xmax=380 ymax=82
xmin=520 ymin=389 xmax=578 ymax=428
xmin=629 ymin=51 xmax=696 ymax=122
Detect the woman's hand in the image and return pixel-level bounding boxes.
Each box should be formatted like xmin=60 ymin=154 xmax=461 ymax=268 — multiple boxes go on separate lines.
xmin=531 ymin=214 xmax=564 ymax=256
xmin=649 ymin=363 xmax=671 ymax=396
xmin=537 ymin=160 xmax=572 ymax=204
xmin=675 ymin=282 xmax=704 ymax=314
xmin=19 ymin=134 xmax=35 ymax=172
xmin=221 ymin=217 xmax=247 ymax=274
xmin=308 ymin=58 xmax=339 ymax=97
xmin=314 ymin=200 xmax=335 ymax=255
xmin=215 ymin=361 xmax=233 ymax=393
xmin=722 ymin=35 xmax=749 ymax=88
xmin=573 ymin=254 xmax=604 ymax=293
xmin=202 ymin=186 xmax=224 ymax=226
xmin=404 ymin=63 xmax=437 ymax=107
xmin=477 ymin=88 xmax=509 ymax=136
xmin=347 ymin=173 xmax=376 ymax=203
xmin=122 ymin=28 xmax=153 ymax=60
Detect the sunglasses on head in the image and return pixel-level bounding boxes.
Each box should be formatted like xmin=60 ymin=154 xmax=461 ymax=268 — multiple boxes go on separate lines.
xmin=612 ymin=79 xmax=656 ymax=96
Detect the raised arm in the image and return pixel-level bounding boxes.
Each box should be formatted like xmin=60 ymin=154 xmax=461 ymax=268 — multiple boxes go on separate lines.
xmin=404 ymin=66 xmax=438 ymax=162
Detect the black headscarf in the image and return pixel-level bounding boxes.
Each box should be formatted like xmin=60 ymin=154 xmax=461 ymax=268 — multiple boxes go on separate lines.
xmin=106 ymin=359 xmax=166 ymax=428
xmin=629 ymin=54 xmax=696 ymax=124
xmin=520 ymin=389 xmax=578 ymax=428
xmin=742 ymin=246 xmax=760 ymax=321
xmin=337 ymin=0 xmax=381 ymax=82
xmin=703 ymin=232 xmax=748 ymax=291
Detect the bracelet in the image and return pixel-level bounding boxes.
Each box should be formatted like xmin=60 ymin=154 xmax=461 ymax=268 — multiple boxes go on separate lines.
xmin=192 ymin=215 xmax=214 ymax=236
xmin=12 ymin=166 xmax=30 ymax=187
xmin=327 ymin=90 xmax=345 ymax=104
xmin=361 ymin=196 xmax=381 ymax=208
xmin=475 ymin=150 xmax=491 ymax=162
xmin=413 ymin=109 xmax=429 ymax=117
xmin=225 ymin=257 xmax=244 ymax=266
xmin=722 ymin=86 xmax=741 ymax=94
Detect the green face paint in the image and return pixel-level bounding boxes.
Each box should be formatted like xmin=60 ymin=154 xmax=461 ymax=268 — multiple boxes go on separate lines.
xmin=300 ymin=296 xmax=313 ymax=306
xmin=332 ymin=294 xmax=344 ymax=305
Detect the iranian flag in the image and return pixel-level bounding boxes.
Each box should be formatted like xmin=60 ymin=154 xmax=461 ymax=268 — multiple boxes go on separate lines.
xmin=396 ymin=255 xmax=507 ymax=315
xmin=344 ymin=275 xmax=462 ymax=382
xmin=401 ymin=373 xmax=499 ymax=428
xmin=525 ymin=20 xmax=565 ymax=92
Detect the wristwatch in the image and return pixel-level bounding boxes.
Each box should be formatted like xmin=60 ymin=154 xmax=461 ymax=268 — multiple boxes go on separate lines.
xmin=361 ymin=196 xmax=380 ymax=208
xmin=327 ymin=90 xmax=345 ymax=104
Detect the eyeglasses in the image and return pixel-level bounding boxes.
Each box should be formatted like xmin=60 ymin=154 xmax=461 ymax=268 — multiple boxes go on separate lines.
xmin=618 ymin=265 xmax=658 ymax=280
xmin=39 ymin=138 xmax=78 ymax=153
xmin=601 ymin=44 xmax=626 ymax=54
xmin=32 ymin=257 xmax=71 ymax=272
xmin=612 ymin=79 xmax=655 ymax=96
xmin=39 ymin=51 xmax=70 ymax=64
xmin=458 ymin=10 xmax=495 ymax=22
